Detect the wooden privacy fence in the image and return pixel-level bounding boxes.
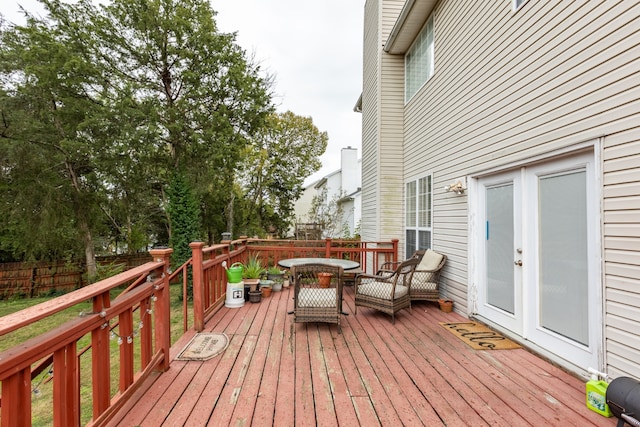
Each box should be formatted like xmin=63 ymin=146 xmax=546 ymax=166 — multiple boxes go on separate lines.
xmin=0 ymin=254 xmax=153 ymax=299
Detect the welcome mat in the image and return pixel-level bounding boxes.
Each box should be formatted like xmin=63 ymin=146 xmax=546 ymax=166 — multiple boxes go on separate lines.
xmin=440 ymin=322 xmax=521 ymax=350
xmin=176 ymin=332 xmax=229 ymax=361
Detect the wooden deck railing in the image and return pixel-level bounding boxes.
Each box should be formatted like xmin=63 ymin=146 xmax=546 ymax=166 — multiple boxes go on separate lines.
xmin=0 ymin=248 xmax=173 ymax=427
xmin=0 ymin=238 xmax=398 ymax=426
xmin=188 ymin=238 xmax=398 ymax=333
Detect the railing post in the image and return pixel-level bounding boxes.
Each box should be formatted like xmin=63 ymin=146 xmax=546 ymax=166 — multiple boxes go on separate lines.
xmin=392 ymin=239 xmax=399 ymax=264
xmin=189 ymin=241 xmax=205 ymax=332
xmin=325 ymin=238 xmax=332 ymax=258
xmin=149 ymin=247 xmax=173 ymax=371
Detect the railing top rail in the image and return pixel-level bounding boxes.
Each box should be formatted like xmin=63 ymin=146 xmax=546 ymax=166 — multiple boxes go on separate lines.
xmin=0 ymin=260 xmax=164 ymax=337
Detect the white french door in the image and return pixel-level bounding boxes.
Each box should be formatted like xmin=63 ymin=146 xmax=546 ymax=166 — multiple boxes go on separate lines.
xmin=475 ymin=152 xmax=601 ymax=370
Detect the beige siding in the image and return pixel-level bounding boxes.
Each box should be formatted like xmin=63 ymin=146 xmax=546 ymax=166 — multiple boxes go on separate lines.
xmin=361 ymin=0 xmax=406 ymax=243
xmin=363 ymin=0 xmax=640 ymax=376
xmin=603 ymin=130 xmax=640 ymax=379
xmin=361 ymin=0 xmax=381 ymax=242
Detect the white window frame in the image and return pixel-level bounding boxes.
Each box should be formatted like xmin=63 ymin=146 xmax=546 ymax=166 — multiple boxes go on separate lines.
xmin=405 ymin=175 xmax=433 ymax=258
xmin=405 ymin=15 xmax=434 ymax=103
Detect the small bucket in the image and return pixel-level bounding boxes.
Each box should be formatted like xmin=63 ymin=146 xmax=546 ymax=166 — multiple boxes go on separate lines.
xmin=226 ymin=262 xmax=243 ymax=283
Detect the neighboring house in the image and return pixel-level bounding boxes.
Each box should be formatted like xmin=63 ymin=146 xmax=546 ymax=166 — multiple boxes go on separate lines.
xmin=358 ymin=0 xmax=640 ymax=380
xmin=293 ymin=147 xmax=362 ymax=238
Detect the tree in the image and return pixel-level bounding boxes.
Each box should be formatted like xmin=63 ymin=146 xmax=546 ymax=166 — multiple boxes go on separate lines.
xmin=306 ymin=188 xmax=345 ymax=238
xmin=0 ymin=0 xmax=275 ymax=271
xmin=238 ymin=111 xmax=328 ymax=237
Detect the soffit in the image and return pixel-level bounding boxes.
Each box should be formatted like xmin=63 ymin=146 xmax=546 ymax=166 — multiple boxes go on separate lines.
xmin=384 ymin=0 xmax=438 ymax=54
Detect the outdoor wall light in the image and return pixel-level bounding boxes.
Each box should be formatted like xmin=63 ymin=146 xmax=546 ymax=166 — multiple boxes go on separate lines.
xmin=444 ymin=180 xmax=466 ymax=195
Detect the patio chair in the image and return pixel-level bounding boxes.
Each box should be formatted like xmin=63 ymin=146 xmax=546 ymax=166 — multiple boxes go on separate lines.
xmin=291 ymin=263 xmax=344 ymax=332
xmin=410 ymin=249 xmax=447 ymax=303
xmin=376 ymin=250 xmax=425 ymax=275
xmin=354 ymin=257 xmax=420 ymax=324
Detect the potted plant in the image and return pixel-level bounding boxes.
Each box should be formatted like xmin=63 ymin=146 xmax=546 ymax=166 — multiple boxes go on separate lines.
xmin=267 ymin=265 xmax=284 ymax=291
xmin=260 ymin=280 xmax=273 ymax=297
xmin=243 ymin=255 xmax=265 ymax=292
xmin=438 ymin=298 xmax=453 ymax=313
xmin=318 ymin=272 xmax=333 ymax=288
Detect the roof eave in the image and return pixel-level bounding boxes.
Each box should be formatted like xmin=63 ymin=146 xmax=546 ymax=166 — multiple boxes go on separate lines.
xmin=384 ymin=0 xmax=437 ymax=54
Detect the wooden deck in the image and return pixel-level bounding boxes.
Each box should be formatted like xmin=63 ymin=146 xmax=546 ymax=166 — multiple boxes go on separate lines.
xmin=108 ymin=285 xmax=616 ymax=426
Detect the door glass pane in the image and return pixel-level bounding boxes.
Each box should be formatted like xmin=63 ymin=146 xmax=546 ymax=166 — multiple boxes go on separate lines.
xmin=539 ymin=170 xmax=588 ymax=345
xmin=486 ymin=184 xmax=515 ymax=314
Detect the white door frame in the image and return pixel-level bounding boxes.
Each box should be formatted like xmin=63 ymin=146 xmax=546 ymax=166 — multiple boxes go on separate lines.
xmin=468 ymin=144 xmax=604 ymax=373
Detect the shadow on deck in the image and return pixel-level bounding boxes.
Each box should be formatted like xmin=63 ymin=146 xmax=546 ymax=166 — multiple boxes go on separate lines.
xmin=107 ymin=285 xmax=615 ymax=426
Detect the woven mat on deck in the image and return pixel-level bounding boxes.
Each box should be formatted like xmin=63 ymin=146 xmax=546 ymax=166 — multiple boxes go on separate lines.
xmin=176 ymin=332 xmax=229 ymax=361
xmin=440 ymin=322 xmax=521 ymax=350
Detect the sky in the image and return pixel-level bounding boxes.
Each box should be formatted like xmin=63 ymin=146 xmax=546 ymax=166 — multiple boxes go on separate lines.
xmin=3 ymin=0 xmax=365 ymax=186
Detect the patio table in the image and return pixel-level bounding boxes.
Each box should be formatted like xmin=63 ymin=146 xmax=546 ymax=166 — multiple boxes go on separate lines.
xmin=278 ymin=257 xmax=360 ymax=270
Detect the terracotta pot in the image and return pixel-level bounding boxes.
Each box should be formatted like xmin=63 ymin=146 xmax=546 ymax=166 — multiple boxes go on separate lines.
xmin=318 ymin=272 xmax=333 ymax=288
xmin=261 ymin=286 xmax=272 ymax=297
xmin=244 ymin=278 xmax=260 ymax=292
xmin=439 ymin=299 xmax=453 ymax=313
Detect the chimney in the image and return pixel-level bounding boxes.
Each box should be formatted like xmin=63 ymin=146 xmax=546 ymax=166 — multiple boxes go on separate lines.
xmin=341 ymin=146 xmax=358 ymax=195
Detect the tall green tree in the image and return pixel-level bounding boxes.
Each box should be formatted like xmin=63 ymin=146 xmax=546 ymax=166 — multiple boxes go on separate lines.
xmin=239 ymin=111 xmax=327 ymax=237
xmin=0 ymin=11 xmax=107 ymax=276
xmin=0 ymin=0 xmax=275 ymax=270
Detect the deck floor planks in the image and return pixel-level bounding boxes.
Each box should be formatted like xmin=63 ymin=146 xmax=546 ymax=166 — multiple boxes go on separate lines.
xmin=373 ymin=305 xmax=502 ymax=426
xmin=350 ymin=305 xmax=453 ymax=426
xmin=406 ymin=304 xmax=531 ymax=426
xmin=307 ymin=325 xmax=339 ymax=426
xmin=343 ymin=304 xmax=418 ymax=426
xmin=294 ymin=318 xmax=316 ymax=427
xmin=107 ymin=285 xmax=617 ymax=427
xmin=273 ymin=288 xmax=296 ymax=426
xmin=248 ymin=289 xmax=289 ymax=425
xmin=320 ymin=325 xmax=361 ymax=427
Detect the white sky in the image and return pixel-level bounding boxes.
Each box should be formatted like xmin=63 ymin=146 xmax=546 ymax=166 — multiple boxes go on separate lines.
xmin=3 ymin=0 xmax=365 ymax=186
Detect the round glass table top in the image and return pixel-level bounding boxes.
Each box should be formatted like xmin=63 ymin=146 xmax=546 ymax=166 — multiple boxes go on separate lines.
xmin=277 ymin=257 xmax=360 ymax=270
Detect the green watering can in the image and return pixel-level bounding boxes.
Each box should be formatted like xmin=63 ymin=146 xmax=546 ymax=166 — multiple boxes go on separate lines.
xmin=226 ymin=262 xmax=243 ymax=283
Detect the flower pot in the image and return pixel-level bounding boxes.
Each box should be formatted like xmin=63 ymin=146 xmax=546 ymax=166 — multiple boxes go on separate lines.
xmin=244 ymin=278 xmax=260 ymax=292
xmin=272 ymin=280 xmax=282 ymax=292
xmin=318 ymin=272 xmax=333 ymax=288
xmin=261 ymin=286 xmax=272 ymax=297
xmin=249 ymin=290 xmax=262 ymax=303
xmin=439 ymin=299 xmax=453 ymax=313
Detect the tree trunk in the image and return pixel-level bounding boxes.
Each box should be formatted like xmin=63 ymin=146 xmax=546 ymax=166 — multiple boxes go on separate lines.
xmin=81 ymin=218 xmax=97 ymax=282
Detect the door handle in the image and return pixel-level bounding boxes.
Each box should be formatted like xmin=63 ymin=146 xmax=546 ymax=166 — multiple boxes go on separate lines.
xmin=514 ymin=260 xmax=523 ymax=266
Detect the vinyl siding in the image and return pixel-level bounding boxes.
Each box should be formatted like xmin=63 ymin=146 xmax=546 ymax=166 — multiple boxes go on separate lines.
xmin=361 ymin=0 xmax=406 ymax=243
xmin=363 ymin=0 xmax=640 ymax=377
xmin=603 ymin=129 xmax=640 ymax=379
xmin=361 ymin=0 xmax=381 ymax=242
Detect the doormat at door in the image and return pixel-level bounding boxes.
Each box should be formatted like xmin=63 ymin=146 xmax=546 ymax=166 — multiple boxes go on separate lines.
xmin=176 ymin=332 xmax=229 ymax=361
xmin=440 ymin=322 xmax=521 ymax=350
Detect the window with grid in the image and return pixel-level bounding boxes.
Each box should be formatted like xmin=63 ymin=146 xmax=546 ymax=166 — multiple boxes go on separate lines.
xmin=405 ymin=15 xmax=434 ymax=103
xmin=405 ymin=175 xmax=432 ymax=258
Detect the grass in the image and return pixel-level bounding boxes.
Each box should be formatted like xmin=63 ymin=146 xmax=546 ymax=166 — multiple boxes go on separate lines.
xmin=0 ymin=283 xmax=191 ymax=426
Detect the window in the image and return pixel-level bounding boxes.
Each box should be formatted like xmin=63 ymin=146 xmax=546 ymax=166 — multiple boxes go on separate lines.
xmin=405 ymin=175 xmax=432 ymax=258
xmin=405 ymin=15 xmax=434 ymax=102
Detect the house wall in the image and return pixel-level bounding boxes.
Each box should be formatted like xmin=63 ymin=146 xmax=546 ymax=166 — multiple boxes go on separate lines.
xmin=362 ymin=0 xmax=640 ymax=379
xmin=361 ymin=0 xmax=407 ymax=243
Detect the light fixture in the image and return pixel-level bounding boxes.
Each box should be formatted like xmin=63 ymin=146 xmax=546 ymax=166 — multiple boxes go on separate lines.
xmin=444 ymin=180 xmax=466 ymax=195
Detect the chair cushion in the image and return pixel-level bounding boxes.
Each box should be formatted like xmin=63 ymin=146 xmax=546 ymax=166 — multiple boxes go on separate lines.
xmin=358 ymin=280 xmax=408 ymax=300
xmin=411 ymin=279 xmax=437 ymax=291
xmin=298 ymin=288 xmax=337 ymax=308
xmin=417 ymin=249 xmax=443 ymax=271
